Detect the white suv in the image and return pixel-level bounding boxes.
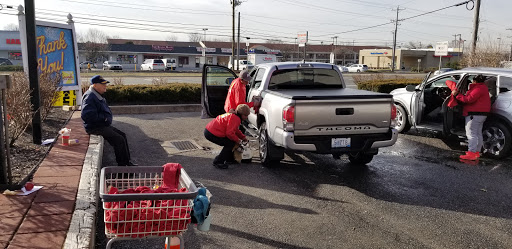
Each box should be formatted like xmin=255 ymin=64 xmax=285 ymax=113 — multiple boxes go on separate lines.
xmin=391 ymin=68 xmax=512 ymax=159
xmin=348 ymin=64 xmax=368 ymax=73
xmin=347 ymin=64 xmax=368 ymax=73
xmin=140 ymin=59 xmax=165 ymax=71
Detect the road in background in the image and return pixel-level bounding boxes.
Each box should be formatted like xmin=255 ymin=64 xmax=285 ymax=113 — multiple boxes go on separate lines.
xmin=96 ymin=112 xmax=512 ymax=249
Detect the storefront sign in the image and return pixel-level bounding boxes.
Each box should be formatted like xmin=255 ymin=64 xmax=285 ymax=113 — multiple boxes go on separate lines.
xmin=263 ymin=49 xmax=280 ymax=54
xmin=196 ymin=47 xmax=215 ymax=53
xmin=36 ymin=25 xmax=77 ymax=86
xmin=221 ymin=48 xmax=232 ymax=53
xmin=6 ymin=38 xmax=21 ymax=44
xmin=371 ymin=52 xmax=388 ymax=55
xmin=152 ymin=45 xmax=174 ymax=51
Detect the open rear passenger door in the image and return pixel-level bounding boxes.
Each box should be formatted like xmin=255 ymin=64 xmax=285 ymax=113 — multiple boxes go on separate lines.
xmin=201 ymin=65 xmax=237 ymax=118
xmin=410 ymin=72 xmax=431 ymax=127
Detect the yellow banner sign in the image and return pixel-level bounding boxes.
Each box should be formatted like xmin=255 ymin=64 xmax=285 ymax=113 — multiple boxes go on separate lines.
xmin=53 ymin=90 xmax=77 ymax=106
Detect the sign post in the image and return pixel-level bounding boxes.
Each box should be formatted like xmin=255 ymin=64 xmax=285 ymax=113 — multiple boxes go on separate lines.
xmin=298 ymin=31 xmax=308 ymax=61
xmin=435 ymin=41 xmax=449 ymax=70
xmin=417 ymin=58 xmax=421 ymax=73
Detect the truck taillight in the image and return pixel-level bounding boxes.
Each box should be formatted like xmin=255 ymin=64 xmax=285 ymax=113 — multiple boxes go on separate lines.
xmin=390 ymin=104 xmax=397 ymax=127
xmin=283 ymin=105 xmax=295 ymax=131
xmin=391 ymin=104 xmax=397 ymax=120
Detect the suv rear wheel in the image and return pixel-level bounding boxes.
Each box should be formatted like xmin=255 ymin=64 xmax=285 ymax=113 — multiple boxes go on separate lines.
xmin=482 ymin=121 xmax=511 ymax=158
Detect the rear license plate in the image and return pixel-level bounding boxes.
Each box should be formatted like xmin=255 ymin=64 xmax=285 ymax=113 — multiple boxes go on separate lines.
xmin=331 ymin=138 xmax=351 ymax=148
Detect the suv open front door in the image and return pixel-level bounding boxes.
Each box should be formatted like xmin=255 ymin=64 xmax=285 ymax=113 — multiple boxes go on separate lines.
xmin=410 ymin=72 xmax=431 ymax=127
xmin=201 ymin=64 xmax=237 ymax=118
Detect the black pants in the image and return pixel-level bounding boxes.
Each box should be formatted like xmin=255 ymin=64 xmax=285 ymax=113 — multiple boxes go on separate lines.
xmin=204 ymin=129 xmax=235 ymax=164
xmin=88 ymin=126 xmax=131 ymax=166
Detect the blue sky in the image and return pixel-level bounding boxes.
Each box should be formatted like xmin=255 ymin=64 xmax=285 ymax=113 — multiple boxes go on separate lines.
xmin=0 ymin=0 xmax=509 ymax=49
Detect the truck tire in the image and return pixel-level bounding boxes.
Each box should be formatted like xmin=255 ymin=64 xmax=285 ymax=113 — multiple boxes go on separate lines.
xmin=482 ymin=121 xmax=512 ymax=159
xmin=348 ymin=152 xmax=374 ymax=165
xmin=259 ymin=122 xmax=283 ymax=167
xmin=395 ymin=104 xmax=411 ymax=133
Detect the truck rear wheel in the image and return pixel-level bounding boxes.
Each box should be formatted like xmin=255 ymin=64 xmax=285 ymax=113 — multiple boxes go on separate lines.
xmin=348 ymin=152 xmax=374 ymax=165
xmin=259 ymin=122 xmax=283 ymax=167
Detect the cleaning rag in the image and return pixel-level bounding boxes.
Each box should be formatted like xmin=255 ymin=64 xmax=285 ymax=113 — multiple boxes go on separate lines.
xmin=192 ymin=188 xmax=210 ymax=224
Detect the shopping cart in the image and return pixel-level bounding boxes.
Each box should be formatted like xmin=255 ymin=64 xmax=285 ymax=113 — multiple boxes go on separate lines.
xmin=99 ymin=166 xmax=200 ymax=249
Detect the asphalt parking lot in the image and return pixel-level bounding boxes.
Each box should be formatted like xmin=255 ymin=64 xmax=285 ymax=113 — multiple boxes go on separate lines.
xmin=96 ymin=112 xmax=512 ymax=249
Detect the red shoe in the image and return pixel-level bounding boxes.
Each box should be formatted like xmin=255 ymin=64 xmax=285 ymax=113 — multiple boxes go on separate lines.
xmin=459 ymin=151 xmax=479 ymax=160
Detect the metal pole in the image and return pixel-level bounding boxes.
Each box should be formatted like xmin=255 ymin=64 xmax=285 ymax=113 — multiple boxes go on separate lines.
xmin=2 ymin=89 xmax=11 ymax=184
xmin=237 ymin=12 xmax=240 ymax=71
xmin=471 ymin=0 xmax=481 ymax=55
xmin=231 ymin=0 xmax=235 ymax=71
xmin=24 ymin=0 xmax=42 ymax=144
xmin=439 ymin=55 xmax=442 ymax=71
xmin=303 ymin=32 xmax=308 ymax=61
xmin=391 ymin=6 xmax=401 ymax=72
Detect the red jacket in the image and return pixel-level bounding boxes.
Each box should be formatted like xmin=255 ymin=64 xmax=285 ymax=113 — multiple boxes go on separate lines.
xmin=224 ymin=78 xmax=254 ymax=113
xmin=455 ymin=82 xmax=491 ymax=116
xmin=206 ymin=113 xmax=246 ymax=142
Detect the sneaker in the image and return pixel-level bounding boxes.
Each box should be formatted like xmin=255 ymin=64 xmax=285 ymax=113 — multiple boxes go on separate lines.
xmin=213 ymin=162 xmax=229 ymax=169
xmin=127 ymin=161 xmax=138 ymax=166
xmin=459 ymin=151 xmax=479 ymax=160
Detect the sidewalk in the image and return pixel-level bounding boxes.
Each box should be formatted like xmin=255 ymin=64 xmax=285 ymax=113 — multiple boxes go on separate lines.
xmin=0 ymin=111 xmax=96 ymax=249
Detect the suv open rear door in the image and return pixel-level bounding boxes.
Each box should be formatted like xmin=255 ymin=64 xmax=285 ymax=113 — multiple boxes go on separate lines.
xmin=201 ymin=65 xmax=237 ymax=118
xmin=410 ymin=72 xmax=431 ymax=127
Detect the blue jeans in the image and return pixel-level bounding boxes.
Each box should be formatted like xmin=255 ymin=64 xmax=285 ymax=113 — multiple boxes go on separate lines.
xmin=465 ymin=115 xmax=487 ymax=153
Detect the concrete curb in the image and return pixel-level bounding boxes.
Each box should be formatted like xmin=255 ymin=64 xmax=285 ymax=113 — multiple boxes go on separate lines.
xmin=64 ymin=135 xmax=104 ymax=249
xmin=110 ymin=104 xmax=202 ymax=114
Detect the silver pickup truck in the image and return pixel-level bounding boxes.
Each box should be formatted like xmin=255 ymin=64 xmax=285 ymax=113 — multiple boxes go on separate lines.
xmin=201 ymin=62 xmax=398 ymax=166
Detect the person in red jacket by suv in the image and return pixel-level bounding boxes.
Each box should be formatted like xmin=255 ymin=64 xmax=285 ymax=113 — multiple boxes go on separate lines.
xmin=224 ymin=70 xmax=254 ymax=113
xmin=204 ymin=104 xmax=250 ymax=169
xmin=451 ymin=75 xmax=491 ymax=160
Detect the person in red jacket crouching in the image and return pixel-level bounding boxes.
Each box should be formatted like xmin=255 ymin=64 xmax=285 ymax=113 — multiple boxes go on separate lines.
xmin=451 ymin=74 xmax=491 ymax=160
xmin=204 ymin=104 xmax=250 ymax=169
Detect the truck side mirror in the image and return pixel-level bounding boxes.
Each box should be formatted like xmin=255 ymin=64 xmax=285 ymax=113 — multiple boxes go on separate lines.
xmin=405 ymin=85 xmax=418 ymax=92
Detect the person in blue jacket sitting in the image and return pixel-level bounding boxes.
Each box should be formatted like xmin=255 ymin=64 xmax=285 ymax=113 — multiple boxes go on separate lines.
xmin=81 ymin=75 xmax=136 ymax=166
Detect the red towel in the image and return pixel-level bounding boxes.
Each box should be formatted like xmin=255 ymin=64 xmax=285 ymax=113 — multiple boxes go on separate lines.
xmin=162 ymin=163 xmax=182 ymax=189
xmin=446 ymin=80 xmax=458 ymax=108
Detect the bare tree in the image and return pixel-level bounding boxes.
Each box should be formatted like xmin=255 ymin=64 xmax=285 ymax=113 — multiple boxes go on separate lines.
xmin=78 ymin=28 xmax=109 ymax=63
xmin=166 ymin=34 xmax=179 ymax=42
xmin=3 ymin=23 xmax=19 ymax=31
xmin=188 ymin=33 xmax=202 ymax=42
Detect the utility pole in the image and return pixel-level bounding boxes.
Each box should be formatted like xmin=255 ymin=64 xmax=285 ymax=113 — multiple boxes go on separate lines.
xmin=331 ymin=36 xmax=338 ymax=63
xmin=471 ymin=0 xmax=481 ymax=55
xmin=391 ymin=6 xmax=404 ymax=72
xmin=454 ymin=34 xmax=461 ymax=65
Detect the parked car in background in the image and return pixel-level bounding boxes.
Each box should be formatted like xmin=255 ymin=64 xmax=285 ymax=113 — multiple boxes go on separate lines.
xmin=337 ymin=65 xmax=349 ymax=73
xmin=391 ymin=67 xmax=512 ymax=159
xmin=347 ymin=64 xmax=368 ymax=72
xmin=140 ymin=59 xmax=165 ymax=71
xmin=0 ymin=58 xmax=13 ymax=65
xmin=102 ymin=61 xmax=123 ymax=70
xmin=79 ymin=61 xmax=97 ymax=69
xmin=433 ymin=67 xmax=455 ymax=75
xmin=228 ymin=59 xmax=253 ymax=71
xmin=162 ymin=58 xmax=177 ymax=71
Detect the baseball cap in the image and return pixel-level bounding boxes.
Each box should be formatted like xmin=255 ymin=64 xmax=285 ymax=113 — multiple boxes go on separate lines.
xmin=90 ymin=75 xmax=110 ymax=84
xmin=239 ymin=70 xmax=252 ymax=82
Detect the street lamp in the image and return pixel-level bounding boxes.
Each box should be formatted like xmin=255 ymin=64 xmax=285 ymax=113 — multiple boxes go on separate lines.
xmin=202 ymin=28 xmax=208 ymax=42
xmin=295 ymin=38 xmax=298 ymax=61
